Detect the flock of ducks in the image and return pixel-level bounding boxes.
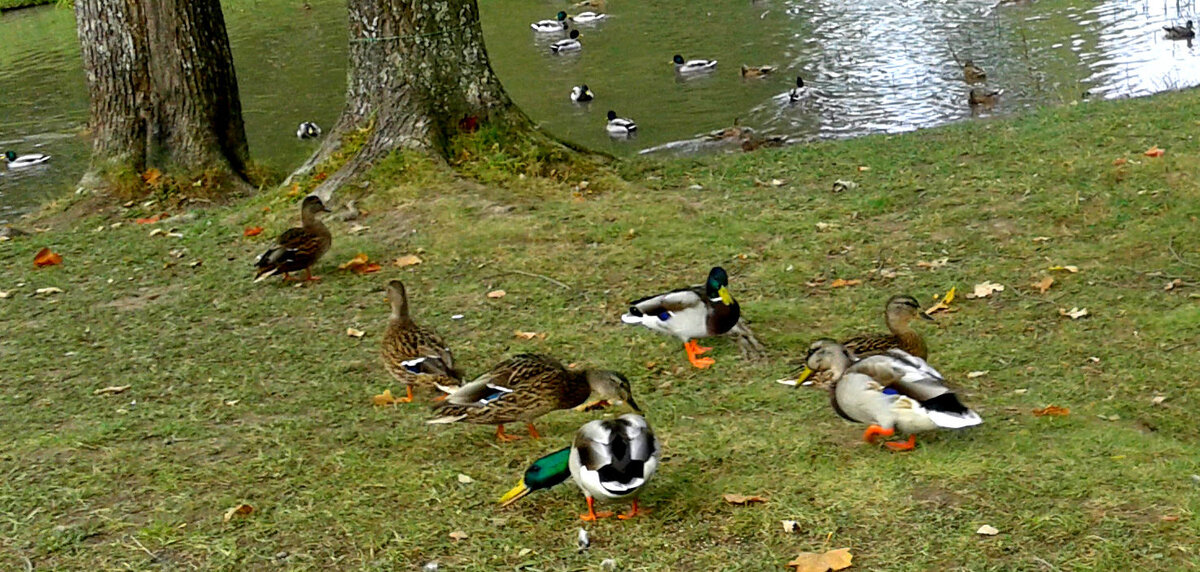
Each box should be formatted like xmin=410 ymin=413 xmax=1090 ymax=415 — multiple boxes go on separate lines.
xmin=252 ymin=197 xmax=984 ymax=520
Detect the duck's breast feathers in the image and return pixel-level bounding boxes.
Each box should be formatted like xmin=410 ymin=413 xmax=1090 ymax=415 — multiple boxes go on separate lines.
xmin=573 ymin=415 xmax=659 ymax=496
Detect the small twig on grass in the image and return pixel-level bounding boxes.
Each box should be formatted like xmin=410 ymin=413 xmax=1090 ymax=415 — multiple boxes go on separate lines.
xmin=22 ymin=556 xmax=32 ymax=572
xmin=1167 ymin=237 xmax=1200 ymax=270
xmin=1031 ymin=556 xmax=1059 ymax=571
xmin=486 ymin=270 xmax=572 ymax=290
xmin=128 ymin=536 xmax=158 ymax=561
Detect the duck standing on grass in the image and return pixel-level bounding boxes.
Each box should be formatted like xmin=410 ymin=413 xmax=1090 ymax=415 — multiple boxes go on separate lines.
xmin=551 ymin=30 xmax=582 ymax=53
xmin=380 ymin=280 xmax=461 ymax=403
xmin=621 ymin=267 xmax=740 ymax=369
xmin=427 ymin=353 xmax=639 ymax=442
xmin=803 ymin=339 xmax=982 ymax=451
xmin=500 ymin=414 xmax=660 ymax=521
xmin=673 ymin=54 xmax=718 ymax=74
xmin=253 ymin=195 xmax=332 ymax=282
xmin=794 ymin=294 xmax=933 ymax=384
xmin=2 ymin=150 xmax=51 ymax=169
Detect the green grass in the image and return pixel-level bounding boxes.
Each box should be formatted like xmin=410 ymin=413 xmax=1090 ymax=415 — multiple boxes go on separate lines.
xmin=3 ymin=89 xmax=1200 ymax=570
xmin=0 ymin=0 xmax=54 ymax=10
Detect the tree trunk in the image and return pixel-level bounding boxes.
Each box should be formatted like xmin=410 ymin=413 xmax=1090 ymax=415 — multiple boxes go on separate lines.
xmin=75 ymin=0 xmax=251 ymax=196
xmin=295 ymin=0 xmax=566 ymax=200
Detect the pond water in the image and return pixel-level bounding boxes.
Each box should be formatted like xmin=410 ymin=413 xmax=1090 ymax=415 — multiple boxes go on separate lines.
xmin=1 ymin=0 xmax=1197 ymax=220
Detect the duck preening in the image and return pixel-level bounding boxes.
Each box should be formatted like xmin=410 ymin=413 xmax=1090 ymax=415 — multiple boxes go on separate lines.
xmin=605 ymin=110 xmax=636 ymax=136
xmin=571 ymin=84 xmax=595 ymax=102
xmin=550 ymin=30 xmax=582 ymax=53
xmin=532 ymin=11 xmax=569 ymax=32
xmin=380 ymin=280 xmax=461 ymax=403
xmin=427 ymin=353 xmax=639 ymax=442
xmin=621 ymin=266 xmax=740 ymax=369
xmin=296 ymin=122 xmax=321 ymax=139
xmin=803 ymin=339 xmax=982 ymax=451
xmin=673 ymin=54 xmax=718 ymax=74
xmin=2 ymin=150 xmax=51 ymax=169
xmin=253 ymin=195 xmax=332 ymax=282
xmin=500 ymin=414 xmax=660 ymax=521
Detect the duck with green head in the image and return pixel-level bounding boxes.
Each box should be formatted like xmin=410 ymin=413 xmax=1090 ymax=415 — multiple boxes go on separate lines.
xmin=621 ymin=267 xmax=740 ymax=368
xmin=500 ymin=414 xmax=660 ymax=521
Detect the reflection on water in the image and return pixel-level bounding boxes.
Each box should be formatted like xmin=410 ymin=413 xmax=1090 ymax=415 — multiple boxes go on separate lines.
xmin=1 ymin=0 xmax=1197 ymax=219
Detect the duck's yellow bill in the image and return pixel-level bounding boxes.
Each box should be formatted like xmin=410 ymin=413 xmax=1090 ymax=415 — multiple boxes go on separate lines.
xmin=795 ymin=366 xmax=814 ymax=384
xmin=498 ymin=479 xmax=532 ymax=507
xmin=718 ymin=286 xmax=733 ymax=305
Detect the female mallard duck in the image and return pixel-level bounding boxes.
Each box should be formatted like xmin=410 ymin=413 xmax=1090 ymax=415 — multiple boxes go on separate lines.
xmin=296 ymin=122 xmax=321 ymax=139
xmin=427 ymin=353 xmax=639 ymax=442
xmin=962 ymin=60 xmax=986 ymax=83
xmin=606 ymin=110 xmax=636 ymax=136
xmin=380 ymin=280 xmax=461 ymax=403
xmin=571 ymin=84 xmax=595 ymax=103
xmin=968 ymin=88 xmax=1003 ymax=107
xmin=740 ymin=64 xmax=776 ymax=78
xmin=621 ymin=266 xmax=740 ymax=369
xmin=673 ymin=54 xmax=718 ymax=74
xmin=787 ymin=76 xmax=811 ymax=102
xmin=795 ymin=294 xmax=932 ymax=384
xmin=499 ymin=414 xmax=659 ymax=521
xmin=3 ymin=151 xmax=51 ymax=169
xmin=803 ymin=339 xmax=982 ymax=451
xmin=531 ymin=11 xmax=568 ymax=32
xmin=570 ymin=11 xmax=607 ymax=24
xmin=574 ymin=0 xmax=605 ymax=9
xmin=1163 ymin=20 xmax=1195 ymax=40
xmin=253 ymin=195 xmax=332 ymax=282
xmin=550 ymin=30 xmax=582 ymax=53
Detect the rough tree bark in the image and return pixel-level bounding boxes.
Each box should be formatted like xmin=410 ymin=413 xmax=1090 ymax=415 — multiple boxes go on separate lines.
xmin=75 ymin=0 xmax=250 ymax=194
xmin=294 ymin=0 xmax=573 ymax=200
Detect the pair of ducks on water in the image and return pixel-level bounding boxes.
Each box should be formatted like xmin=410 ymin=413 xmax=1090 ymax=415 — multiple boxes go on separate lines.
xmin=252 ymin=197 xmax=982 ymax=520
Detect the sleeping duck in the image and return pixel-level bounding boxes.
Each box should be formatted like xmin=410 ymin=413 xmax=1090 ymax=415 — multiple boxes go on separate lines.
xmin=606 ymin=110 xmax=636 ymax=137
xmin=3 ymin=151 xmax=51 ymax=169
xmin=253 ymin=195 xmax=332 ymax=282
xmin=621 ymin=267 xmax=740 ymax=369
xmin=673 ymin=54 xmax=718 ymax=74
xmin=500 ymin=414 xmax=660 ymax=521
xmin=571 ymin=84 xmax=595 ymax=102
xmin=803 ymin=339 xmax=982 ymax=451
xmin=532 ymin=11 xmax=569 ymax=32
xmin=551 ymin=30 xmax=582 ymax=53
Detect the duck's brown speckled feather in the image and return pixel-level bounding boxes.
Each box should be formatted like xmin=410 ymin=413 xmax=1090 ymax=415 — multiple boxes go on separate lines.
xmin=432 ymin=354 xmax=591 ymax=425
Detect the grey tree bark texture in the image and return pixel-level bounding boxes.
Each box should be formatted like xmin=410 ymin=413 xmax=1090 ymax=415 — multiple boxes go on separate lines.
xmin=75 ymin=0 xmax=250 ymax=193
xmin=294 ymin=0 xmax=564 ymax=201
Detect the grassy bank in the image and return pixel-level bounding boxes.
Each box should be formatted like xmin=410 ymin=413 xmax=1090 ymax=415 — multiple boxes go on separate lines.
xmin=0 ymin=0 xmax=55 ymax=11
xmin=2 ymin=89 xmax=1199 ymax=570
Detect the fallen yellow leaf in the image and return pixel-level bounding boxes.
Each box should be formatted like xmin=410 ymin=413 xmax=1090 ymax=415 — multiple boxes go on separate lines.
xmin=1058 ymin=307 xmax=1089 ymax=319
xmin=723 ymin=493 xmax=767 ymax=505
xmin=347 ymin=327 xmax=365 ymax=338
xmin=373 ymin=389 xmax=400 ymax=406
xmin=513 ymin=330 xmax=546 ymax=340
xmin=969 ymin=281 xmax=1004 ymax=298
xmin=486 ymin=289 xmax=507 ymax=299
xmin=1033 ymin=276 xmax=1054 ymax=294
xmin=924 ymin=287 xmax=956 ymax=315
xmin=1033 ymin=405 xmax=1070 ymax=417
xmin=223 ymin=504 xmax=254 ymax=522
xmin=787 ymin=548 xmax=853 ymax=572
xmin=93 ymin=385 xmax=132 ymax=395
xmin=1048 ymin=265 xmax=1079 ymax=273
xmin=829 ymin=279 xmax=861 ymax=288
xmin=393 ymin=254 xmax=423 ymax=268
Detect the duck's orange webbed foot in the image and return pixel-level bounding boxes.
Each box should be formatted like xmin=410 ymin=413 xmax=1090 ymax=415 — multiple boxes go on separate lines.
xmin=303 ymin=268 xmax=322 ymax=281
xmin=579 ymin=497 xmax=613 ymax=521
xmin=684 ymin=340 xmax=716 ymax=369
xmin=884 ymin=435 xmax=917 ymax=452
xmin=526 ymin=423 xmax=542 ymax=440
xmin=617 ymin=499 xmax=649 ymax=520
xmin=495 ymin=425 xmax=522 ymax=443
xmin=862 ymin=424 xmax=895 ymax=443
xmin=394 ymin=385 xmax=415 ymax=404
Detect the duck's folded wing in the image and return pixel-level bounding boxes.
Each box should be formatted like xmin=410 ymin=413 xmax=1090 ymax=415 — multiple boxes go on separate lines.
xmin=443 ymin=374 xmax=513 ymax=407
xmin=624 ymin=288 xmax=703 ymax=320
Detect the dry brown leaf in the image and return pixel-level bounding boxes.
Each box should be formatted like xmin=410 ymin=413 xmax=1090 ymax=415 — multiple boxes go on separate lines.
xmin=33 ymin=247 xmax=63 ymax=268
xmin=1033 ymin=405 xmax=1070 ymax=417
xmin=338 ymin=253 xmax=382 ymax=274
xmin=976 ymin=524 xmax=1000 ymax=536
xmin=223 ymin=504 xmax=254 ymax=522
xmin=94 ymin=385 xmax=131 ymax=395
xmin=924 ymin=287 xmax=956 ymax=315
xmin=1058 ymin=307 xmax=1089 ymax=320
xmin=829 ymin=279 xmax=861 ymax=288
xmin=486 ymin=289 xmax=507 ymax=299
xmin=393 ymin=254 xmax=423 ymax=268
xmin=1033 ymin=276 xmax=1054 ymax=294
xmin=916 ymin=258 xmax=950 ymax=270
xmin=1151 ymin=395 xmax=1167 ymax=406
xmin=1112 ymin=157 xmax=1127 ymax=166
xmin=457 ymin=474 xmax=474 ymax=484
xmin=1144 ymin=146 xmax=1165 ymax=158
xmin=346 ymin=327 xmax=365 ymax=338
xmin=723 ymin=493 xmax=767 ymax=505
xmin=969 ymin=281 xmax=1004 ymax=298
xmin=373 ymin=389 xmax=401 ymax=406
xmin=1164 ymin=279 xmax=1182 ymax=291
xmin=449 ymin=530 xmax=469 ymax=541
xmin=1048 ymin=265 xmax=1079 ymax=273
xmin=787 ymin=548 xmax=853 ymax=572
xmin=1161 ymin=514 xmax=1180 ymax=522
xmin=243 ymin=226 xmax=263 ymax=237
xmin=513 ymin=330 xmax=546 ymax=340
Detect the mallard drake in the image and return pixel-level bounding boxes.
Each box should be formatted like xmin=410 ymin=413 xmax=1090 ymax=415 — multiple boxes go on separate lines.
xmin=804 ymin=339 xmax=982 ymax=451
xmin=606 ymin=110 xmax=636 ymax=136
xmin=621 ymin=266 xmax=740 ymax=369
xmin=253 ymin=195 xmax=332 ymax=282
xmin=962 ymin=60 xmax=986 ymax=83
xmin=550 ymin=30 xmax=582 ymax=53
xmin=571 ymin=84 xmax=595 ymax=103
xmin=427 ymin=353 xmax=639 ymax=442
xmin=968 ymin=88 xmax=1003 ymax=107
xmin=3 ymin=151 xmax=50 ymax=169
xmin=532 ymin=11 xmax=569 ymax=32
xmin=787 ymin=76 xmax=811 ymax=102
xmin=795 ymin=294 xmax=932 ymax=384
xmin=499 ymin=414 xmax=660 ymax=521
xmin=1163 ymin=20 xmax=1195 ymax=39
xmin=740 ymin=64 xmax=776 ymax=78
xmin=296 ymin=122 xmax=321 ymax=139
xmin=380 ymin=280 xmax=461 ymax=403
xmin=570 ymin=11 xmax=607 ymax=24
xmin=673 ymin=54 xmax=718 ymax=74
